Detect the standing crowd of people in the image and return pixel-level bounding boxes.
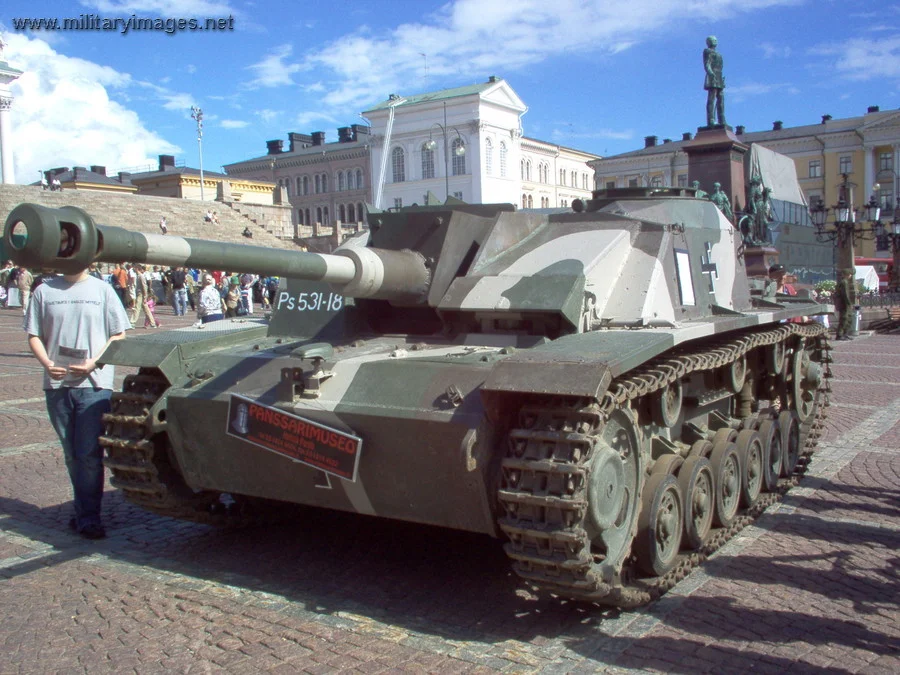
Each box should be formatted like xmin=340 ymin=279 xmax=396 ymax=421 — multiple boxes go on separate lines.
xmin=98 ymin=262 xmax=279 ymax=325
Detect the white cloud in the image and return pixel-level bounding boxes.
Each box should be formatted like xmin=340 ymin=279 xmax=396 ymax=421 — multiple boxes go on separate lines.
xmin=810 ymin=35 xmax=900 ymax=81
xmin=255 ymin=109 xmax=280 ymax=123
xmin=245 ymin=44 xmax=302 ymax=88
xmin=760 ymin=43 xmax=791 ymax=59
xmin=1 ymin=32 xmax=179 ymax=181
xmin=726 ymin=81 xmax=801 ymax=101
xmin=298 ymin=0 xmax=806 ymax=114
xmin=220 ymin=119 xmax=248 ymax=129
xmin=84 ymin=0 xmax=237 ymax=16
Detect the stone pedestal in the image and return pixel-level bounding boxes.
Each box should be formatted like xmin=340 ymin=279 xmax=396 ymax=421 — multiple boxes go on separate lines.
xmin=684 ymin=126 xmax=749 ymax=213
xmin=743 ymin=245 xmax=779 ymax=278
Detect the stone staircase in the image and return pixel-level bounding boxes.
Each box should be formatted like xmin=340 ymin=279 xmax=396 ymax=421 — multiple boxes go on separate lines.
xmin=0 ymin=185 xmax=303 ymax=250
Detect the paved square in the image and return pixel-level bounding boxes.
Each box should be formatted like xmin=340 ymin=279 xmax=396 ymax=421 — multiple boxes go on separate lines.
xmin=1 ymin=306 xmax=898 ymax=673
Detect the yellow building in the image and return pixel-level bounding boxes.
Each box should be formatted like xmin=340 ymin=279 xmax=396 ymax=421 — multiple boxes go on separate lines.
xmin=41 ymin=165 xmax=137 ymax=193
xmin=129 ymin=155 xmax=276 ymax=205
xmin=589 ymin=106 xmax=900 ymax=259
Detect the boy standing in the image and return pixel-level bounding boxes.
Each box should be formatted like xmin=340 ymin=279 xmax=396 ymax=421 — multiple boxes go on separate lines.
xmin=24 ymin=265 xmax=131 ymax=538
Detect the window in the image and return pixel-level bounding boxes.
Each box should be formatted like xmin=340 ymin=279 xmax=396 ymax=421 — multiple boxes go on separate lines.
xmin=314 ymin=175 xmax=321 ymax=193
xmin=628 ymin=177 xmax=638 ymax=187
xmin=357 ymin=169 xmax=363 ymax=188
xmin=582 ymin=173 xmax=588 ymax=189
xmin=305 ymin=208 xmax=311 ymax=225
xmin=879 ymin=151 xmax=893 ymax=172
xmin=453 ymin=191 xmax=463 ymax=199
xmin=560 ymin=169 xmax=566 ymax=186
xmin=878 ymin=185 xmax=894 ymax=211
xmin=677 ymin=174 xmax=688 ymax=187
xmin=499 ymin=142 xmax=507 ymax=177
xmin=421 ymin=143 xmax=435 ymax=180
xmin=338 ymin=172 xmax=344 ymax=191
xmin=571 ymin=170 xmax=577 ymax=187
xmin=392 ymin=147 xmax=405 ymax=182
xmin=303 ymin=176 xmax=309 ymax=195
xmin=321 ymin=174 xmax=328 ymax=192
xmin=606 ymin=180 xmax=616 ymax=190
xmin=348 ymin=204 xmax=355 ymax=222
xmin=339 ymin=204 xmax=346 ymax=222
xmin=808 ymin=160 xmax=822 ymax=178
xmin=347 ymin=171 xmax=354 ymax=190
xmin=451 ymin=138 xmax=465 ymax=175
xmin=839 ymin=156 xmax=852 ymax=175
xmin=297 ymin=209 xmax=303 ymax=225
xmin=522 ymin=194 xmax=528 ymax=209
xmin=527 ymin=194 xmax=533 ymax=208
xmin=525 ymin=160 xmax=532 ymax=181
xmin=485 ymin=138 xmax=493 ymax=175
xmin=316 ymin=206 xmax=322 ymax=223
xmin=323 ymin=207 xmax=329 ymax=224
xmin=357 ymin=202 xmax=364 ymax=219
xmin=521 ymin=160 xmax=525 ymax=180
xmin=394 ymin=197 xmax=403 ymax=209
xmin=296 ymin=176 xmax=303 ymax=194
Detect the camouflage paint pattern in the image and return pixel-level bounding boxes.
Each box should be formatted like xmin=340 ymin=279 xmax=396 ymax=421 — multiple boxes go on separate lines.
xmin=2 ymin=191 xmax=830 ymax=534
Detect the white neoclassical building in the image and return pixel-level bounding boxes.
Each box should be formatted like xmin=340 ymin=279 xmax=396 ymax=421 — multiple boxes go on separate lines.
xmin=362 ymin=77 xmax=598 ymax=210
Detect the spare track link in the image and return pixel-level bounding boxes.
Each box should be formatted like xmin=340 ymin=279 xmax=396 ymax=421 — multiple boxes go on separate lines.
xmin=99 ymin=368 xmax=274 ymax=526
xmin=497 ymin=323 xmax=830 ymax=608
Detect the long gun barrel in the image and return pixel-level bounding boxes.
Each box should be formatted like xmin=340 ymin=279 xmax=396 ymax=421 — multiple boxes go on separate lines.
xmin=3 ymin=204 xmax=429 ymax=301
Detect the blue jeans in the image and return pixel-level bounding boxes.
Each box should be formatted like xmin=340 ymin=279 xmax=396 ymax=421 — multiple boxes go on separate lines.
xmin=45 ymin=387 xmax=112 ymax=530
xmin=173 ymin=288 xmax=188 ymax=316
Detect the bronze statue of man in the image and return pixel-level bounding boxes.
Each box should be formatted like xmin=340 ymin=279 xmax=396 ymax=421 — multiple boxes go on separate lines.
xmin=703 ymin=36 xmax=726 ymax=127
xmin=708 ymin=182 xmax=734 ymax=221
xmin=691 ymin=180 xmax=708 ymax=199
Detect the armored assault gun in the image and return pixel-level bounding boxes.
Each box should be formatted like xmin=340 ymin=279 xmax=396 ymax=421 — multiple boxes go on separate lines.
xmin=4 ymin=190 xmax=830 ymax=607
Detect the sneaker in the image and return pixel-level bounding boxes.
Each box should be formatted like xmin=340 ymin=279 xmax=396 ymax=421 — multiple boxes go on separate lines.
xmin=79 ymin=523 xmax=107 ymax=540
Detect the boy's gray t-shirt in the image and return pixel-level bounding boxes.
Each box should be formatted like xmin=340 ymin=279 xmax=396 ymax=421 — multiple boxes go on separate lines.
xmin=24 ymin=276 xmax=131 ymax=390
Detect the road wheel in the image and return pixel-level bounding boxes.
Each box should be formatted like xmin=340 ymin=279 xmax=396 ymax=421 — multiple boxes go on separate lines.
xmin=635 ymin=472 xmax=684 ymax=577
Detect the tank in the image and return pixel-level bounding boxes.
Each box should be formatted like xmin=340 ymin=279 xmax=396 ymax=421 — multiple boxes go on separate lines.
xmin=3 ymin=191 xmax=831 ymax=607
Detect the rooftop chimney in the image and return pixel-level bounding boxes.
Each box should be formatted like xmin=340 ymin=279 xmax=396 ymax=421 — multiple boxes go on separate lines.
xmin=266 ymin=140 xmax=284 ymax=155
xmin=288 ymin=132 xmax=312 ymax=152
xmin=772 ymin=121 xmax=783 ymax=131
xmin=90 ymin=165 xmax=106 ymax=176
xmin=736 ymin=125 xmax=745 ymax=135
xmin=50 ymin=167 xmax=68 ymax=176
xmin=867 ymin=105 xmax=880 ymax=113
xmin=821 ymin=114 xmax=832 ymax=123
xmin=682 ymin=132 xmax=692 ymax=141
xmin=311 ymin=131 xmax=326 ymax=146
xmin=663 ymin=138 xmax=671 ymax=144
xmin=159 ymin=154 xmax=176 ymax=171
xmin=117 ymin=172 xmax=131 ymax=184
xmin=351 ymin=124 xmax=369 ymax=140
xmin=337 ymin=126 xmax=353 ymax=143
xmin=488 ymin=75 xmax=498 ymax=83
xmin=644 ymin=135 xmax=658 ymax=148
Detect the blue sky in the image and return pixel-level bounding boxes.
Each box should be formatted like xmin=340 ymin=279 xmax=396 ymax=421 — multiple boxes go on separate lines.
xmin=1 ymin=0 xmax=898 ymax=183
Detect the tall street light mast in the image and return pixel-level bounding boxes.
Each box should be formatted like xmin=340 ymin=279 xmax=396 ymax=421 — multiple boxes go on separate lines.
xmin=190 ymin=106 xmax=205 ymax=201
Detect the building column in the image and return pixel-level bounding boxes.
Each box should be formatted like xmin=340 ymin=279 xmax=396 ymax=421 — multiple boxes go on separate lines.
xmin=0 ymin=96 xmax=14 ymax=184
xmin=863 ymin=145 xmax=875 ymax=198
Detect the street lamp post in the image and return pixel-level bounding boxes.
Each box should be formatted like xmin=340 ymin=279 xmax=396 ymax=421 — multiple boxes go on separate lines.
xmin=424 ymin=102 xmax=465 ymax=201
xmin=809 ymin=177 xmax=883 ymax=276
xmin=190 ymin=106 xmax=205 ymax=201
xmin=881 ymin=208 xmax=900 ymax=292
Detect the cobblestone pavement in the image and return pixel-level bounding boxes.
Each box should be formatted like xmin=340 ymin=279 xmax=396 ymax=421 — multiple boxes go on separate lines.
xmin=0 ymin=304 xmax=897 ymax=674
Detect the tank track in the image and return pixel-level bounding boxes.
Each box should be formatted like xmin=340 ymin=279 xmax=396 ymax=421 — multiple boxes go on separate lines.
xmin=100 ymin=369 xmax=278 ymax=526
xmin=497 ymin=323 xmax=831 ymax=608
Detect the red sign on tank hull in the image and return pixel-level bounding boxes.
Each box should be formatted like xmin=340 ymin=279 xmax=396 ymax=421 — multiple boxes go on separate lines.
xmin=226 ymin=394 xmax=362 ymax=482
